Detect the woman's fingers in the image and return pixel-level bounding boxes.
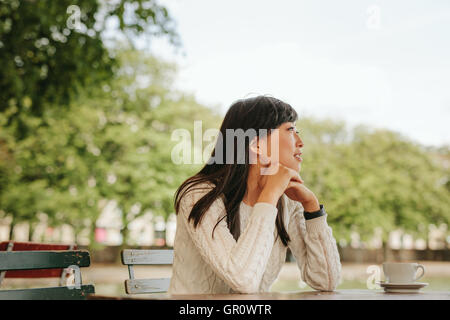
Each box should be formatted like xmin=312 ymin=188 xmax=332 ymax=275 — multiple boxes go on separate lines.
xmin=287 ymin=180 xmax=303 ymax=188
xmin=287 ymin=180 xmax=301 ymax=189
xmin=290 ymin=174 xmax=303 ymax=183
xmin=292 ymin=177 xmax=304 ymax=184
xmin=260 ymin=161 xmax=304 ymax=188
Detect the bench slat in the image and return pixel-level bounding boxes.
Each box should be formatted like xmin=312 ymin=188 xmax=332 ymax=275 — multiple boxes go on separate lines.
xmin=0 ymin=251 xmax=91 ymax=271
xmin=121 ymin=249 xmax=173 ymax=265
xmin=0 ymin=285 xmax=95 ymax=300
xmin=125 ymin=278 xmax=170 ymax=294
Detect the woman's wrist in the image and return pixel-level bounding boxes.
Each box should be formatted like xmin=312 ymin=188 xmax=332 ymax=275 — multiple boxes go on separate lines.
xmin=257 ymin=190 xmax=280 ymax=207
xmin=302 ymin=198 xmax=320 ymax=212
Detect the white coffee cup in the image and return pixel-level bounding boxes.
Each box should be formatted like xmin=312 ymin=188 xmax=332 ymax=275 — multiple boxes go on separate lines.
xmin=383 ymin=262 xmax=425 ymax=284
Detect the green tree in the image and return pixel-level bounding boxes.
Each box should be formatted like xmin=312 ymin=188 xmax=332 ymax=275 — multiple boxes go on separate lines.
xmin=298 ymin=118 xmax=450 ymax=245
xmin=0 ymin=48 xmax=222 ymax=246
xmin=0 ymin=0 xmax=178 ymax=134
xmin=0 ymin=0 xmax=179 ymax=242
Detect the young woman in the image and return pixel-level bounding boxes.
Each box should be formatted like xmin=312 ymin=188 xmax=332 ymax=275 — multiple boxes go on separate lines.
xmin=168 ymin=96 xmax=342 ymax=294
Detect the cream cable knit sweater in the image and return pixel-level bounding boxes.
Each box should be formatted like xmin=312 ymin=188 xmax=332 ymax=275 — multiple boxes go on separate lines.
xmin=168 ymin=183 xmax=342 ymax=294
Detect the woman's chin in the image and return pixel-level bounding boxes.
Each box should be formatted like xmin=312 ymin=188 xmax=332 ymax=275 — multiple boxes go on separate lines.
xmin=283 ymin=161 xmax=301 ymax=172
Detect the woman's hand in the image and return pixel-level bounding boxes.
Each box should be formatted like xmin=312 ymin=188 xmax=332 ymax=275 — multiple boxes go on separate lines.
xmin=285 ymin=180 xmax=320 ymax=212
xmin=256 ymin=162 xmax=303 ymax=206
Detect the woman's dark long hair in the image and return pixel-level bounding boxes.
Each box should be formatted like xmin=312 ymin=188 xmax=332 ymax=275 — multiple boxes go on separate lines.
xmin=174 ymin=95 xmax=298 ymax=246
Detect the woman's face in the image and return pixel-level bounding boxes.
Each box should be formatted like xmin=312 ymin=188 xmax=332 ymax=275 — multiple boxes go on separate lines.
xmin=258 ymin=122 xmax=304 ymax=172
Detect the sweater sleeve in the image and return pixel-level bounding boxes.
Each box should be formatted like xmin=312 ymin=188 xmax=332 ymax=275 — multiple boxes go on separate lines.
xmin=287 ymin=199 xmax=342 ymax=291
xmin=178 ymin=186 xmax=278 ymax=293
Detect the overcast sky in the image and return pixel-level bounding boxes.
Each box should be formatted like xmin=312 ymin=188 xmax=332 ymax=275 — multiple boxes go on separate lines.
xmin=141 ymin=0 xmax=450 ymax=147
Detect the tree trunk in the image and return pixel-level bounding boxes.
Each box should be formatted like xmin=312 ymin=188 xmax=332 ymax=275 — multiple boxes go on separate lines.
xmin=28 ymin=222 xmax=35 ymax=242
xmin=8 ymin=220 xmax=15 ymax=240
xmin=382 ymin=239 xmax=388 ymax=262
xmin=118 ymin=223 xmax=130 ymax=264
xmin=121 ymin=224 xmax=130 ymax=247
xmin=88 ymin=223 xmax=96 ymax=247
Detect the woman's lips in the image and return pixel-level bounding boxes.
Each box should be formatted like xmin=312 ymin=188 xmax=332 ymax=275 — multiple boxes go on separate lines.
xmin=294 ymin=153 xmax=302 ymax=162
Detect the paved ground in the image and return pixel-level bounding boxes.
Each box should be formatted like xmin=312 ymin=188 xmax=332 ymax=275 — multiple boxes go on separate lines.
xmin=87 ymin=261 xmax=450 ymax=282
xmin=3 ymin=261 xmax=449 ymax=288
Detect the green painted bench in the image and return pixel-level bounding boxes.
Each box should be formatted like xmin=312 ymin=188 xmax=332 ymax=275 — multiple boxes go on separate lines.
xmin=0 ymin=241 xmax=77 ymax=286
xmin=0 ymin=250 xmax=95 ymax=300
xmin=121 ymin=249 xmax=173 ymax=294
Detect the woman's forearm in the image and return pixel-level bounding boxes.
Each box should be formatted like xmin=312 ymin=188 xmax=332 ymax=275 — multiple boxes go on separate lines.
xmin=256 ymin=190 xmax=280 ymax=206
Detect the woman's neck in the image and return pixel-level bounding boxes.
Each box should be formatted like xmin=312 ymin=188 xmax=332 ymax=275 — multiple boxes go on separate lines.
xmin=243 ymin=165 xmax=264 ymax=207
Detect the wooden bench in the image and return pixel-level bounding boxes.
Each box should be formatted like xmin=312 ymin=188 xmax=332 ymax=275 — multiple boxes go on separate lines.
xmin=0 ymin=241 xmax=77 ymax=286
xmin=0 ymin=248 xmax=95 ymax=300
xmin=121 ymin=249 xmax=173 ymax=294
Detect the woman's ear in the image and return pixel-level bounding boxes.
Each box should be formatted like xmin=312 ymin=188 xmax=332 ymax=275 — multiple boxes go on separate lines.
xmin=249 ymin=136 xmax=259 ymax=153
xmin=249 ymin=136 xmax=259 ymax=164
xmin=249 ymin=136 xmax=271 ymax=166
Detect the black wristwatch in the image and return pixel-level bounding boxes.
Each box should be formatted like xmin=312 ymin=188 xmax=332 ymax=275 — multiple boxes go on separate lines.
xmin=303 ymin=204 xmax=326 ymax=220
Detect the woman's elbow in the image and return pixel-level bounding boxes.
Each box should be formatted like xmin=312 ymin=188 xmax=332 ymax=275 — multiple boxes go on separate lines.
xmin=308 ymin=281 xmax=338 ymax=292
xmin=225 ymin=265 xmax=261 ymax=294
xmin=233 ymin=280 xmax=260 ymax=294
xmin=305 ymin=272 xmax=341 ymax=292
xmin=228 ymin=273 xmax=261 ymax=294
xmin=320 ymin=280 xmax=339 ymax=292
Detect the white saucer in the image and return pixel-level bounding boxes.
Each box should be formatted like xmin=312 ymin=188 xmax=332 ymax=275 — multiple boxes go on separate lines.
xmin=376 ymin=281 xmax=428 ymax=293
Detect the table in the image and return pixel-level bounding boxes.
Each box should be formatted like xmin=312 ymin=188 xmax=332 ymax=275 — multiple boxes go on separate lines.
xmin=89 ymin=289 xmax=450 ymax=300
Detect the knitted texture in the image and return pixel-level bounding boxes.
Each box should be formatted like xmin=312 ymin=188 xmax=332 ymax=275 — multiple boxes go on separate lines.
xmin=168 ymin=183 xmax=342 ymax=294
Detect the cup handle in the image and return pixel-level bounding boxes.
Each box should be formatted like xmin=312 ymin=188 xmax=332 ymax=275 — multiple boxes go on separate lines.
xmin=414 ymin=264 xmax=425 ymax=281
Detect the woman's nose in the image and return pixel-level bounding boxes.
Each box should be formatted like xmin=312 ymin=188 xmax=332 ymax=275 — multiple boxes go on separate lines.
xmin=296 ymin=134 xmax=303 ymax=147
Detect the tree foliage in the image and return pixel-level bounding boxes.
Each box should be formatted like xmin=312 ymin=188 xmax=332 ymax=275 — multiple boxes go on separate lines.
xmin=1 ymin=48 xmax=221 ymax=244
xmin=298 ymin=118 xmax=450 ymax=243
xmin=0 ymin=1 xmax=448 ymax=247
xmin=0 ymin=0 xmax=178 ymax=135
